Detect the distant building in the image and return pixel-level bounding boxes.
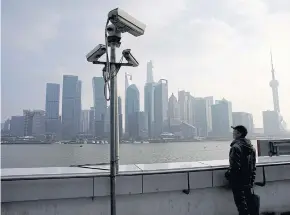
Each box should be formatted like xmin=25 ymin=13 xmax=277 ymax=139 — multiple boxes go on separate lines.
xmin=168 ymin=93 xmax=179 ymax=120
xmin=75 ymin=80 xmax=82 ymax=133
xmin=211 ymin=99 xmax=232 ymax=137
xmin=93 ymin=77 xmax=107 ymax=138
xmin=204 ymin=96 xmax=214 ymax=132
xmin=137 ymin=111 xmax=149 ymax=139
xmin=10 ymin=116 xmax=25 ymax=137
xmin=126 ymin=84 xmax=140 ymax=138
xmin=89 ymin=107 xmax=95 ymax=136
xmin=185 ymin=92 xmax=193 ymax=125
xmin=2 ymin=119 xmax=10 ymax=132
xmin=263 ymin=110 xmax=281 ymax=136
xmin=232 ymin=112 xmax=254 ymax=135
xmin=127 ymin=111 xmax=148 ymax=140
xmin=45 ymin=83 xmax=61 ymax=139
xmin=178 ymin=90 xmax=192 ymax=123
xmin=32 ymin=110 xmax=46 ymax=137
xmin=192 ymin=97 xmax=210 ymax=137
xmin=144 ymin=82 xmax=155 ymax=138
xmin=146 ymin=60 xmax=154 ymax=83
xmin=62 ymin=75 xmax=81 ymax=140
xmin=80 ymin=110 xmax=90 ymax=134
xmin=23 ymin=110 xmax=34 ymax=136
xmin=154 ymin=79 xmax=168 ymax=137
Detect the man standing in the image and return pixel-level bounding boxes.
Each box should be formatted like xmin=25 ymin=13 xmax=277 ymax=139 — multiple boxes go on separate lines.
xmin=225 ymin=125 xmax=257 ymax=215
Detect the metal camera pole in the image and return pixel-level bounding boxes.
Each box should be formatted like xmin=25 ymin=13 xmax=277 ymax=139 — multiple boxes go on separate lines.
xmin=109 ymin=44 xmax=117 ymax=215
xmin=107 ymin=24 xmax=121 ymax=215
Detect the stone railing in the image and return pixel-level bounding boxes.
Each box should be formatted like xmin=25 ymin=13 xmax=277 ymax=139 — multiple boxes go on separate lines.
xmin=2 ymin=156 xmax=290 ymax=215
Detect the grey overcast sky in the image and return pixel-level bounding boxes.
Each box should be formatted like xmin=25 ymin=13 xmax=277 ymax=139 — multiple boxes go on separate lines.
xmin=1 ymin=0 xmax=290 ymax=127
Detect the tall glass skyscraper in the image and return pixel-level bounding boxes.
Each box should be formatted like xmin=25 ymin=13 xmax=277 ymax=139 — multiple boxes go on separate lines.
xmin=92 ymin=77 xmax=107 ymax=138
xmin=211 ymin=99 xmax=232 ymax=137
xmin=126 ymin=84 xmax=140 ymax=137
xmin=45 ymin=83 xmax=61 ymax=138
xmin=144 ymin=82 xmax=155 ymax=138
xmin=144 ymin=60 xmax=155 ymax=138
xmin=153 ymin=79 xmax=168 ymax=137
xmin=62 ymin=75 xmax=81 ymax=140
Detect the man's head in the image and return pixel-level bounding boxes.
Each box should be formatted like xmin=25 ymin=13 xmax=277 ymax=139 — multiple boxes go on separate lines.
xmin=231 ymin=125 xmax=248 ymax=139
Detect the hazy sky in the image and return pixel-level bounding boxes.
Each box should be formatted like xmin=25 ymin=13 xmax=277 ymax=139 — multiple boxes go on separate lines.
xmin=1 ymin=0 xmax=290 ymax=127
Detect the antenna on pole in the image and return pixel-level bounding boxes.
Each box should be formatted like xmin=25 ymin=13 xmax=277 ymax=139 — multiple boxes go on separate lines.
xmin=270 ymin=49 xmax=275 ymax=80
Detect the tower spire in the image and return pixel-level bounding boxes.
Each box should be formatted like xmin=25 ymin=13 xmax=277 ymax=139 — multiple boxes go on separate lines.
xmin=146 ymin=60 xmax=154 ymax=83
xmin=269 ymin=50 xmax=280 ymax=113
xmin=270 ymin=49 xmax=275 ymax=80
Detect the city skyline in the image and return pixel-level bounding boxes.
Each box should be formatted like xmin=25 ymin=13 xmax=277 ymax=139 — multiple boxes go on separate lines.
xmin=2 ymin=67 xmax=286 ymax=139
xmin=2 ymin=0 xmax=290 ymax=128
xmin=2 ymin=59 xmax=288 ymax=129
xmin=1 ymin=62 xmax=289 ymax=129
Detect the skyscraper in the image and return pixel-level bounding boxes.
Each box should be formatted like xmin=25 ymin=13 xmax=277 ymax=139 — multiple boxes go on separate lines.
xmin=204 ymin=96 xmax=214 ymax=133
xmin=75 ymin=80 xmax=82 ymax=133
xmin=144 ymin=83 xmax=156 ymax=138
xmin=168 ymin=93 xmax=179 ymax=120
xmin=232 ymin=112 xmax=254 ymax=135
xmin=131 ymin=111 xmax=148 ymax=139
xmin=192 ymin=98 xmax=209 ymax=137
xmin=126 ymin=84 xmax=140 ymax=137
xmin=263 ymin=110 xmax=280 ymax=136
xmin=178 ymin=90 xmax=187 ymax=122
xmin=211 ymin=99 xmax=232 ymax=137
xmin=80 ymin=110 xmax=90 ymax=134
xmin=144 ymin=60 xmax=156 ymax=138
xmin=23 ymin=110 xmax=34 ymax=136
xmin=93 ymin=77 xmax=107 ymax=138
xmin=32 ymin=110 xmax=46 ymax=137
xmin=89 ymin=107 xmax=95 ymax=136
xmin=178 ymin=90 xmax=192 ymax=124
xmin=45 ymin=83 xmax=61 ymax=138
xmin=146 ymin=60 xmax=154 ymax=83
xmin=62 ymin=75 xmax=80 ymax=140
xmin=125 ymin=72 xmax=133 ymax=92
xmin=154 ymin=79 xmax=168 ymax=137
xmin=10 ymin=116 xmax=24 ymax=137
xmin=185 ymin=92 xmax=193 ymax=125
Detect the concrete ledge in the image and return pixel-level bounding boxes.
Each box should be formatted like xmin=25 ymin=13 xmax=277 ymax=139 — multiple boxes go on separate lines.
xmin=2 ymin=178 xmax=94 ymax=202
xmin=2 ymin=156 xmax=290 ymax=215
xmin=2 ymin=181 xmax=290 ymax=215
xmin=93 ymin=175 xmax=143 ymax=196
xmin=143 ymin=172 xmax=188 ymax=193
xmin=189 ymin=170 xmax=212 ymax=189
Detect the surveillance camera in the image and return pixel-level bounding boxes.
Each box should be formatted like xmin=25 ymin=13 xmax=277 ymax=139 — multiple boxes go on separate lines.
xmin=108 ymin=8 xmax=146 ymax=37
xmin=86 ymin=44 xmax=106 ymax=62
xmin=122 ymin=49 xmax=139 ymax=67
xmin=106 ymin=24 xmax=121 ymax=38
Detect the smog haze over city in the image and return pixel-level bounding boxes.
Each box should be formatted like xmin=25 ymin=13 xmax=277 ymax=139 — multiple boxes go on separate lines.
xmin=2 ymin=0 xmax=290 ymax=128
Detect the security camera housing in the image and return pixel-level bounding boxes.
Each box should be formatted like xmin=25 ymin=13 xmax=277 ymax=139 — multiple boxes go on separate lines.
xmin=108 ymin=8 xmax=146 ymax=37
xmin=86 ymin=44 xmax=107 ymax=62
xmin=122 ymin=49 xmax=139 ymax=67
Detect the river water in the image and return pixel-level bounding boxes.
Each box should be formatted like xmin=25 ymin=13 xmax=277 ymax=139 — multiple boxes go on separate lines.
xmin=1 ymin=140 xmax=258 ymax=168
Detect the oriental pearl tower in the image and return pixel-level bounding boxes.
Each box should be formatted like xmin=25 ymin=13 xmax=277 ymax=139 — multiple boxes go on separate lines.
xmin=269 ymin=51 xmax=280 ymax=113
xmin=269 ymin=51 xmax=286 ymax=130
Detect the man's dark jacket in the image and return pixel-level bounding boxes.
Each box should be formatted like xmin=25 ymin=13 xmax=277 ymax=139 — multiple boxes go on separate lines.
xmin=225 ymin=138 xmax=256 ymax=188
